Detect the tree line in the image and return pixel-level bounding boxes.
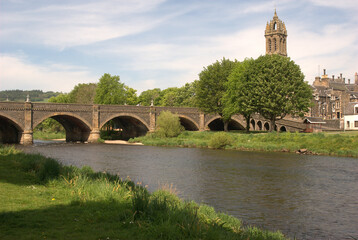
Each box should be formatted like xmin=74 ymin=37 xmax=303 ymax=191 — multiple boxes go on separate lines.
xmin=8 ymin=54 xmax=312 ymax=133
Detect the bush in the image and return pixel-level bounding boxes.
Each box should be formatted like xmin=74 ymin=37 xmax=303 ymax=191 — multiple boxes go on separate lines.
xmin=155 ymin=111 xmax=184 ymax=138
xmin=209 ymin=132 xmax=234 ymax=149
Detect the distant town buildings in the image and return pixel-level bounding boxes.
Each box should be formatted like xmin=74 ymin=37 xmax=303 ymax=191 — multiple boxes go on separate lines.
xmin=265 ymin=11 xmax=358 ymax=130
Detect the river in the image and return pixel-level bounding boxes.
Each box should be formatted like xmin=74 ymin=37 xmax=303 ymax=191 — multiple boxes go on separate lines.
xmin=22 ymin=141 xmax=358 ymax=240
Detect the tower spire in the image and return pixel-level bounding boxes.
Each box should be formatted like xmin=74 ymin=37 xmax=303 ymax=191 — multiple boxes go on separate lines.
xmin=264 ymin=10 xmax=287 ymax=56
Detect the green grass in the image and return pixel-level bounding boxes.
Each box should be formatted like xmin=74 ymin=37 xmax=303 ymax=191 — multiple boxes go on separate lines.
xmin=129 ymin=131 xmax=358 ymax=157
xmin=33 ymin=130 xmax=65 ymax=140
xmin=0 ymin=145 xmax=288 ymax=240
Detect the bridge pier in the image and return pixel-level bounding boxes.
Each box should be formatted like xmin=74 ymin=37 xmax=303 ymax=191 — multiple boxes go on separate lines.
xmin=20 ymin=131 xmax=33 ymax=145
xmin=88 ymin=129 xmax=100 ymax=143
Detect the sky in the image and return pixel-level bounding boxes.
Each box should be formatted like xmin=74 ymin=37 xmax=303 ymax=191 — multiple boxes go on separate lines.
xmin=1 ymin=0 xmax=357 ymax=93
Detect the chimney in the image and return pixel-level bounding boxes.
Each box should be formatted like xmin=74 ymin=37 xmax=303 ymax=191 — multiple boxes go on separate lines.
xmin=343 ymin=78 xmax=345 ymax=83
xmin=348 ymin=79 xmax=351 ymax=84
xmin=332 ymin=75 xmax=335 ymax=80
xmin=355 ymin=72 xmax=358 ymax=85
xmin=323 ymin=69 xmax=326 ymax=75
xmin=340 ymin=73 xmax=343 ymax=80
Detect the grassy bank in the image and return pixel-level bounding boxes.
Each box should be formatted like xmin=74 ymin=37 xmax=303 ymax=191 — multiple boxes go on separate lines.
xmin=0 ymin=146 xmax=287 ymax=240
xmin=33 ymin=130 xmax=66 ymax=140
xmin=129 ymin=131 xmax=358 ymax=157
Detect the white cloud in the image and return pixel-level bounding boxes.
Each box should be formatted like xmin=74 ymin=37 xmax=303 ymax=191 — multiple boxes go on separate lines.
xmin=0 ymin=55 xmax=96 ymax=92
xmin=1 ymin=0 xmax=168 ymax=49
xmin=289 ymin=22 xmax=358 ymax=83
xmin=307 ymin=0 xmax=358 ymax=9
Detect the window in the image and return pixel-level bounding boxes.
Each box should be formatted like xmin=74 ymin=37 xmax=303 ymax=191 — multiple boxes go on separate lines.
xmin=355 ymin=107 xmax=358 ymax=114
xmin=347 ymin=121 xmax=350 ymax=128
xmin=355 ymin=121 xmax=358 ymax=128
xmin=274 ymin=22 xmax=277 ymax=30
xmin=268 ymin=39 xmax=272 ymax=52
xmin=337 ymin=112 xmax=340 ymax=119
xmin=274 ymin=38 xmax=277 ymax=51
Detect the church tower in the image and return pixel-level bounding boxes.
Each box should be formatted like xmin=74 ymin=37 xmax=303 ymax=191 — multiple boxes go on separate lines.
xmin=265 ymin=10 xmax=287 ymax=56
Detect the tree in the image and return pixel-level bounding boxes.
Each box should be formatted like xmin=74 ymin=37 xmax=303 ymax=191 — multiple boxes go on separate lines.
xmin=138 ymin=88 xmax=161 ymax=106
xmin=223 ymin=58 xmax=258 ymax=132
xmin=94 ymin=73 xmax=126 ymax=105
xmin=124 ymin=86 xmax=138 ymax=105
xmin=253 ymin=54 xmax=312 ymax=131
xmin=68 ymin=83 xmax=97 ymax=104
xmin=48 ymin=93 xmax=71 ymax=103
xmin=196 ymin=58 xmax=237 ymax=131
xmin=155 ymin=111 xmax=184 ymax=138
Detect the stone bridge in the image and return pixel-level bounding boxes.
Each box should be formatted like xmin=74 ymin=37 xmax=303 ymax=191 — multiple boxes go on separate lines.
xmin=0 ymin=101 xmax=307 ymax=144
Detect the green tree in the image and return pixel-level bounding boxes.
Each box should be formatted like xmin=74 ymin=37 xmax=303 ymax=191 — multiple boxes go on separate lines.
xmin=223 ymin=58 xmax=258 ymax=132
xmin=155 ymin=111 xmax=184 ymax=138
xmin=254 ymin=54 xmax=312 ymax=131
xmin=124 ymin=86 xmax=138 ymax=105
xmin=158 ymin=87 xmax=180 ymax=106
xmin=68 ymin=83 xmax=97 ymax=104
xmin=138 ymin=88 xmax=161 ymax=106
xmin=196 ymin=58 xmax=237 ymax=131
xmin=94 ymin=73 xmax=126 ymax=105
xmin=48 ymin=93 xmax=71 ymax=103
xmin=177 ymin=81 xmax=198 ymax=107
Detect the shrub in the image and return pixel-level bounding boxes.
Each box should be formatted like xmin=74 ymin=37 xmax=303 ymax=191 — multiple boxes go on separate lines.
xmin=155 ymin=111 xmax=184 ymax=138
xmin=208 ymin=132 xmax=234 ymax=149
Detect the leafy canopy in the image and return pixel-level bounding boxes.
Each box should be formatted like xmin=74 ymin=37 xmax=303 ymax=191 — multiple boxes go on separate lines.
xmin=94 ymin=73 xmax=126 ymax=105
xmin=253 ymin=54 xmax=312 ymax=121
xmin=155 ymin=111 xmax=184 ymax=138
xmin=196 ymin=58 xmax=237 ymax=116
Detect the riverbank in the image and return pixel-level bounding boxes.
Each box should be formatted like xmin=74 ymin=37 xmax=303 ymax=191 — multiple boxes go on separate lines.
xmin=0 ymin=146 xmax=287 ymax=240
xmin=129 ymin=131 xmax=358 ymax=158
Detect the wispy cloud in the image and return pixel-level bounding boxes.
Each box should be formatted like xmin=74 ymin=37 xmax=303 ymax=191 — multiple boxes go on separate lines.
xmin=1 ymin=0 xmax=168 ymax=48
xmin=0 ymin=54 xmax=95 ymax=91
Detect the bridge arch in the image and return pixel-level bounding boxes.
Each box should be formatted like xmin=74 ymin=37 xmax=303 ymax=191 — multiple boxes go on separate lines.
xmin=264 ymin=122 xmax=270 ymax=131
xmin=279 ymin=126 xmax=287 ymax=132
xmin=0 ymin=114 xmax=23 ymax=144
xmin=206 ymin=116 xmax=245 ymax=131
xmin=178 ymin=115 xmax=199 ymax=131
xmin=250 ymin=119 xmax=256 ymax=130
xmin=100 ymin=113 xmax=149 ymax=140
xmin=34 ymin=113 xmax=92 ymax=142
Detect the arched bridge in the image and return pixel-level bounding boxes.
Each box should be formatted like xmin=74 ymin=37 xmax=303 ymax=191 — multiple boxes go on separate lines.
xmin=0 ymin=101 xmax=307 ymax=145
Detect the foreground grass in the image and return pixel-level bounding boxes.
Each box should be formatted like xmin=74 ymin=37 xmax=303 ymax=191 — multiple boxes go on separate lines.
xmin=0 ymin=146 xmax=287 ymax=240
xmin=33 ymin=130 xmax=65 ymax=140
xmin=129 ymin=131 xmax=358 ymax=157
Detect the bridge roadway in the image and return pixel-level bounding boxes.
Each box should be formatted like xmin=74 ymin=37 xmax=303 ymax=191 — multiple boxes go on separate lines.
xmin=0 ymin=101 xmax=307 ymax=145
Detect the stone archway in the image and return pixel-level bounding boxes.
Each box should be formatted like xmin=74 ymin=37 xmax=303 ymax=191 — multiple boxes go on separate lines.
xmin=0 ymin=115 xmax=23 ymax=144
xmin=34 ymin=114 xmax=92 ymax=142
xmin=257 ymin=121 xmax=263 ymax=131
xmin=100 ymin=115 xmax=149 ymax=140
xmin=264 ymin=122 xmax=270 ymax=131
xmin=179 ymin=116 xmax=199 ymax=131
xmin=207 ymin=117 xmax=245 ymax=131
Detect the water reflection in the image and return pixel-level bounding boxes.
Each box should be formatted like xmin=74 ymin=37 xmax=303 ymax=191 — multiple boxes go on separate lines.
xmin=22 ymin=143 xmax=358 ymax=240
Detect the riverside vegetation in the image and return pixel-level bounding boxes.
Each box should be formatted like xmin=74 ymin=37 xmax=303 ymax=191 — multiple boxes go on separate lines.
xmin=129 ymin=131 xmax=358 ymax=158
xmin=0 ymin=145 xmax=288 ymax=240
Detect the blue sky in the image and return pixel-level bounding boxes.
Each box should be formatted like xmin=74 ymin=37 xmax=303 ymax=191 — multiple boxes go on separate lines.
xmin=1 ymin=0 xmax=357 ymax=93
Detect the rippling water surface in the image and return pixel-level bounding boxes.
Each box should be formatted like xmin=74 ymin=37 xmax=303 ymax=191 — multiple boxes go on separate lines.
xmin=22 ymin=142 xmax=358 ymax=240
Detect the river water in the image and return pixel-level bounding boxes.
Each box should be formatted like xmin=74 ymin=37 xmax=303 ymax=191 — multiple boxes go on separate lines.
xmin=22 ymin=142 xmax=358 ymax=240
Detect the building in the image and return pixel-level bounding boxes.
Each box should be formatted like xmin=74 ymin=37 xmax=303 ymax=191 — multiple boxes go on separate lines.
xmin=344 ymin=102 xmax=358 ymax=130
xmin=264 ymin=11 xmax=357 ymax=130
xmin=310 ymin=71 xmax=358 ymax=125
xmin=265 ymin=9 xmax=287 ymax=57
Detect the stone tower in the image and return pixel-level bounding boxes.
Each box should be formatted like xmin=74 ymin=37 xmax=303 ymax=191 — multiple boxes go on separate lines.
xmin=265 ymin=10 xmax=287 ymax=56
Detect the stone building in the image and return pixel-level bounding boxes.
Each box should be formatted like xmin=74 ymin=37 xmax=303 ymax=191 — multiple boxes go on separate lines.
xmin=264 ymin=10 xmax=358 ymax=130
xmin=310 ymin=71 xmax=358 ymax=124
